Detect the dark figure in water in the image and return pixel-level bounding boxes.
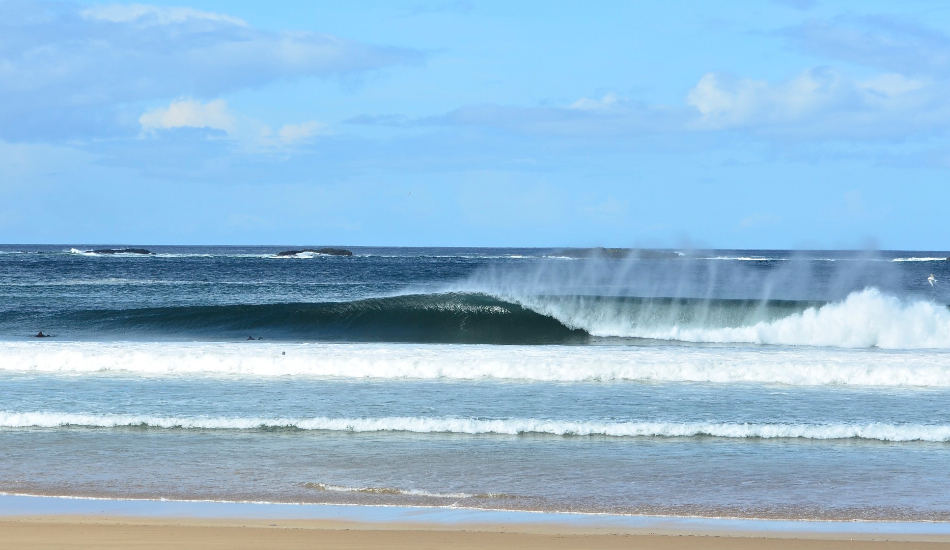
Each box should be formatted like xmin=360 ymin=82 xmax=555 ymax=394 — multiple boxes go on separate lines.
xmin=35 ymin=331 xmax=50 ymax=338
xmin=247 ymin=335 xmax=255 ymax=340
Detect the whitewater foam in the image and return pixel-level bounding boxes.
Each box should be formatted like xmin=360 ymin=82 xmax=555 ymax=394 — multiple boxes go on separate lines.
xmin=892 ymin=257 xmax=948 ymax=262
xmin=3 ymin=341 xmax=950 ymax=386
xmin=512 ymin=289 xmax=950 ymax=349
xmin=2 ymin=412 xmax=948 ymax=442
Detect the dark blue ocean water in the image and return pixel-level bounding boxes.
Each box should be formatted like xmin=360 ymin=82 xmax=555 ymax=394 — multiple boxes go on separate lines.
xmin=1 ymin=245 xmax=950 ymax=519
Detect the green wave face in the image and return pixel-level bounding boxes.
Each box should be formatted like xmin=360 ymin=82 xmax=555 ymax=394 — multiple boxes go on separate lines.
xmin=58 ymin=293 xmax=590 ymax=344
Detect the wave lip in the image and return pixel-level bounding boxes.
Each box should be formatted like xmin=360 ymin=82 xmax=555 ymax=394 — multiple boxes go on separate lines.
xmin=3 ymin=412 xmax=950 ymax=442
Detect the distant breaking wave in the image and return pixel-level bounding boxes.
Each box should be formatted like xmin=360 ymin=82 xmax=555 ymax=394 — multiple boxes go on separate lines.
xmin=9 ymin=288 xmax=950 ymax=348
xmin=1 ymin=412 xmax=949 ymax=442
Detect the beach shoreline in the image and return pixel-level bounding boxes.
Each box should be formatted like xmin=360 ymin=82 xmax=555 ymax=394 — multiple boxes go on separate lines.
xmin=1 ymin=494 xmax=949 ymax=547
xmin=3 ymin=515 xmax=950 ymax=549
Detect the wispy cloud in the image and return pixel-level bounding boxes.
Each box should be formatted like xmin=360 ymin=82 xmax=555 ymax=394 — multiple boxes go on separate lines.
xmin=140 ymin=98 xmax=237 ymax=134
xmin=782 ymin=16 xmax=950 ymax=75
xmin=772 ymin=0 xmax=817 ymax=10
xmin=81 ymin=4 xmax=248 ymax=26
xmin=276 ymin=121 xmax=328 ymax=144
xmin=350 ymin=97 xmax=685 ymax=137
xmin=685 ymin=68 xmax=945 ymax=139
xmin=0 ymin=1 xmax=425 ymax=141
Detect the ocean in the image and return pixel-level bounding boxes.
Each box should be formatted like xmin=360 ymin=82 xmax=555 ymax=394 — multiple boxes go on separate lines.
xmin=1 ymin=245 xmax=949 ymax=520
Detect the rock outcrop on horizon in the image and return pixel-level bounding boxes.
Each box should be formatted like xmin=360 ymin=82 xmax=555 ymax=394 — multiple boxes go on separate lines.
xmin=275 ymin=248 xmax=353 ymax=257
xmin=89 ymin=248 xmax=154 ymax=255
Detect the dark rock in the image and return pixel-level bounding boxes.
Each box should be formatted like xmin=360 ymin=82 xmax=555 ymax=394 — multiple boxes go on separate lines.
xmin=89 ymin=248 xmax=153 ymax=255
xmin=275 ymin=248 xmax=353 ymax=257
xmin=556 ymin=248 xmax=681 ymax=260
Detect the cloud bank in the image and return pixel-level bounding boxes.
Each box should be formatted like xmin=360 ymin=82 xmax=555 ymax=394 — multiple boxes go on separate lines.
xmin=0 ymin=1 xmax=424 ymax=140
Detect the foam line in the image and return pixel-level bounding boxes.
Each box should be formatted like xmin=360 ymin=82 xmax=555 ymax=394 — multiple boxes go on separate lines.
xmin=1 ymin=412 xmax=948 ymax=441
xmin=3 ymin=341 xmax=950 ymax=386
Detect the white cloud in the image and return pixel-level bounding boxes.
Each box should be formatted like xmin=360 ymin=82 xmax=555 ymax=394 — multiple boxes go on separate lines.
xmin=139 ymin=98 xmax=236 ymax=133
xmin=277 ymin=121 xmax=327 ymax=144
xmin=687 ymin=70 xmax=842 ymax=128
xmin=81 ymin=4 xmax=247 ymax=26
xmin=861 ymin=73 xmax=925 ymax=96
xmin=138 ymin=99 xmax=330 ymax=152
xmin=570 ymin=93 xmax=619 ymax=111
xmin=685 ymin=68 xmax=942 ymax=138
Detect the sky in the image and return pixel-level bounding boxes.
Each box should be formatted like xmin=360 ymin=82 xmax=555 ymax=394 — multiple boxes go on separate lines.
xmin=2 ymin=0 xmax=950 ymax=249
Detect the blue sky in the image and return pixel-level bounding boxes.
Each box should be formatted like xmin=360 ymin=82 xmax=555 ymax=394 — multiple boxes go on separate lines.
xmin=2 ymin=0 xmax=950 ymax=248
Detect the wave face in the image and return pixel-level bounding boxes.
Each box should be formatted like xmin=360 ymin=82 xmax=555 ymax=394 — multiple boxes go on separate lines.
xmin=5 ymin=342 xmax=950 ymax=386
xmin=2 ymin=412 xmax=948 ymax=442
xmin=57 ymin=293 xmax=588 ymax=344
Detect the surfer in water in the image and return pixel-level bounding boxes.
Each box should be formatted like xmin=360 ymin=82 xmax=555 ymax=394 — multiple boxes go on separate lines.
xmin=35 ymin=331 xmax=50 ymax=338
xmin=929 ymin=274 xmax=937 ymax=287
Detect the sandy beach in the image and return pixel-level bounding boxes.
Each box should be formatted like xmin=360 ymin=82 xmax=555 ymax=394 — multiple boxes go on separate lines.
xmin=2 ymin=516 xmax=950 ymax=549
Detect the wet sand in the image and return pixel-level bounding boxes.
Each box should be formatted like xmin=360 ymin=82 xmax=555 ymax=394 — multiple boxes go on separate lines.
xmin=2 ymin=516 xmax=949 ymax=549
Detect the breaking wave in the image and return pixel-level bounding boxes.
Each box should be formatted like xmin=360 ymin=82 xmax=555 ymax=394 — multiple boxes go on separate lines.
xmin=2 ymin=412 xmax=949 ymax=442
xmin=11 ymin=288 xmax=950 ymax=348
xmin=512 ymin=288 xmax=950 ymax=349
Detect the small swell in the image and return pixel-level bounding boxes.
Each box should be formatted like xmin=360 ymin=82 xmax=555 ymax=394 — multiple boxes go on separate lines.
xmin=3 ymin=412 xmax=950 ymax=442
xmin=303 ymin=483 xmax=514 ymax=499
